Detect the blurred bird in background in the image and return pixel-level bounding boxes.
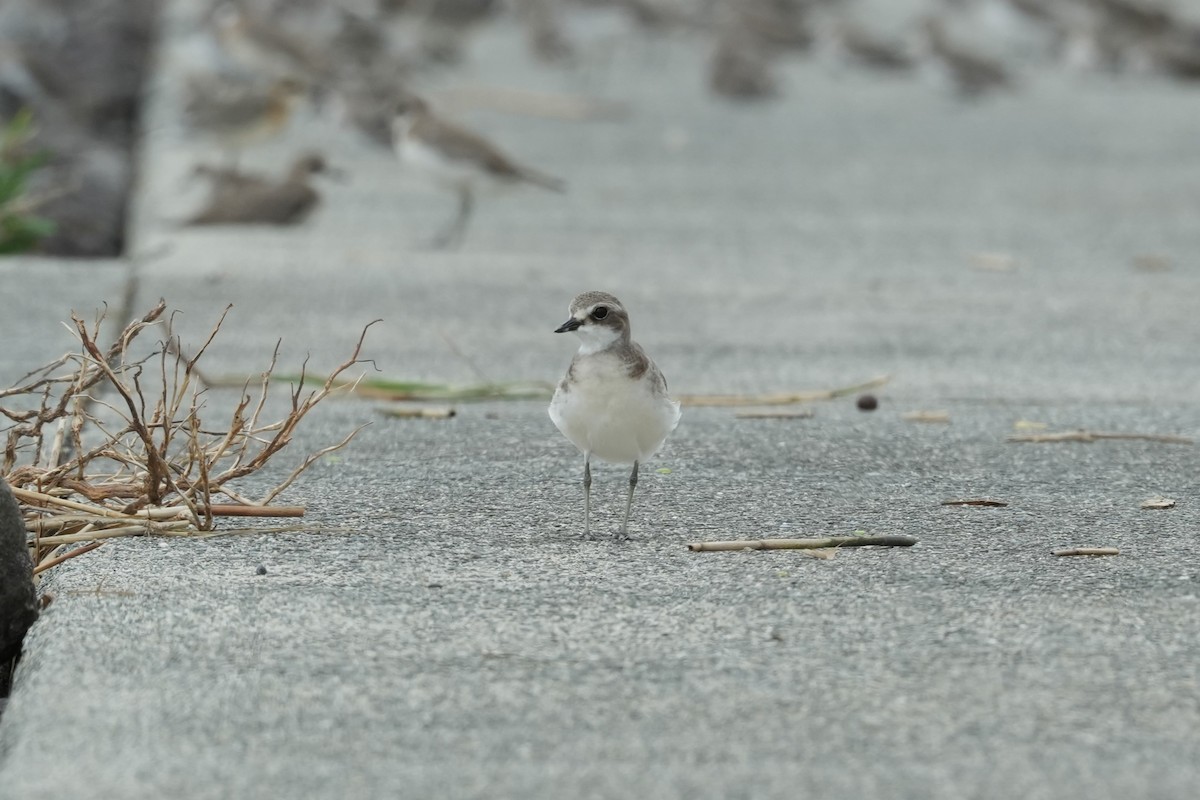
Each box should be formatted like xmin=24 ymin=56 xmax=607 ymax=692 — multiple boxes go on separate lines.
xmin=391 ymin=94 xmax=566 ymax=248
xmin=183 ymin=74 xmax=306 ymax=165
xmin=8 ymin=0 xmax=1200 ymax=256
xmin=184 ymin=151 xmax=338 ymax=226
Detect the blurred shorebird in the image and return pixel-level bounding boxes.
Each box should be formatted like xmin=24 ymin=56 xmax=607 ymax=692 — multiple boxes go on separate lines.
xmin=211 ymin=2 xmax=329 ymax=84
xmin=1142 ymin=24 xmax=1200 ymax=80
xmin=333 ymin=74 xmax=410 ymax=149
xmin=734 ymin=0 xmax=815 ymax=53
xmin=923 ymin=16 xmax=1014 ymax=97
xmin=1088 ymin=0 xmax=1172 ymax=39
xmin=709 ymin=29 xmax=780 ymax=100
xmin=329 ymin=7 xmax=392 ymax=73
xmin=184 ymin=152 xmax=336 ymax=226
xmin=829 ymin=19 xmax=917 ymax=72
xmin=417 ymin=0 xmax=500 ymax=64
xmin=1081 ymin=0 xmax=1200 ymax=78
xmin=184 ymin=74 xmax=305 ymax=164
xmin=391 ymin=94 xmax=565 ymax=248
xmin=516 ymin=0 xmax=576 ymax=64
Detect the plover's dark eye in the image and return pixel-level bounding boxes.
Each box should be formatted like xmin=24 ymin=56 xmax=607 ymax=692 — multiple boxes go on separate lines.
xmin=592 ymin=306 xmax=609 ymax=320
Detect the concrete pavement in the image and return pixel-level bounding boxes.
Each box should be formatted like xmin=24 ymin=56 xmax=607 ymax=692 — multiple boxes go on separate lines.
xmin=0 ymin=4 xmax=1198 ymax=799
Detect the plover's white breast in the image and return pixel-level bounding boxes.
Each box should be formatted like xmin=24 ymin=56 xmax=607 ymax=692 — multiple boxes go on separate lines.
xmin=397 ymin=135 xmax=465 ymax=188
xmin=550 ymin=351 xmax=680 ymax=465
xmin=397 ymin=134 xmax=508 ymax=194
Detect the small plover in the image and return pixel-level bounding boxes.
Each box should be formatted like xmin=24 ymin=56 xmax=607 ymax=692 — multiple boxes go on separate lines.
xmin=391 ymin=94 xmax=565 ymax=248
xmin=549 ymin=292 xmax=681 ymax=539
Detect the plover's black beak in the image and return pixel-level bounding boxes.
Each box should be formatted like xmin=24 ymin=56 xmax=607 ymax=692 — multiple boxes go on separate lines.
xmin=555 ymin=317 xmax=582 ymax=333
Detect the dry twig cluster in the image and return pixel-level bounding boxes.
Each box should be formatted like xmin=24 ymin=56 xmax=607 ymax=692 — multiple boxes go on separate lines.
xmin=1 ymin=300 xmax=374 ymax=574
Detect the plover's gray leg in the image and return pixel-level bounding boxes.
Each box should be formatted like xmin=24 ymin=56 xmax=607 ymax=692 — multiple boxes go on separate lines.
xmin=582 ymin=453 xmax=592 ymax=539
xmin=432 ymin=185 xmax=473 ymax=248
xmin=618 ymin=460 xmax=638 ymax=540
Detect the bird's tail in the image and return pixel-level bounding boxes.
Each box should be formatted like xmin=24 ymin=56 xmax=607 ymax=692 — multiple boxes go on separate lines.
xmin=517 ymin=165 xmax=566 ymax=193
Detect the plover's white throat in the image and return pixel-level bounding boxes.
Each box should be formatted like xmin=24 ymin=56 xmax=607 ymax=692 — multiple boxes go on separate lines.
xmin=392 ymin=94 xmax=565 ymax=248
xmin=549 ymin=291 xmax=681 ymax=539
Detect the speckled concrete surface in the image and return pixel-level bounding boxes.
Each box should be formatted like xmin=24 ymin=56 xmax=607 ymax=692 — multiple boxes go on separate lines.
xmin=0 ymin=2 xmax=1198 ymax=798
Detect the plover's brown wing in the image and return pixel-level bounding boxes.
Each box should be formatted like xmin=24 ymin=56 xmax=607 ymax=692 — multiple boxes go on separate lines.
xmin=183 ymin=76 xmax=294 ymax=146
xmin=415 ymin=114 xmax=566 ymax=191
xmin=951 ymin=50 xmax=1012 ymax=94
xmin=841 ymin=24 xmax=915 ymax=70
xmin=184 ymin=78 xmax=268 ymax=130
xmin=186 ymin=182 xmax=318 ymax=226
xmin=191 ymin=163 xmax=274 ymax=206
xmin=709 ymin=32 xmax=780 ymax=101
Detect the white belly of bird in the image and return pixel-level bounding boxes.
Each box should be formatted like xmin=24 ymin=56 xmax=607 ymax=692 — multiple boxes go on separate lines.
xmin=549 ymin=356 xmax=680 ymax=465
xmin=399 ymin=136 xmax=497 ymax=192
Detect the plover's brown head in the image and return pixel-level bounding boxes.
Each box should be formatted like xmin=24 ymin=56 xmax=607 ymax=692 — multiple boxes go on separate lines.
xmin=393 ymin=93 xmax=430 ymax=122
xmin=286 ymin=152 xmax=346 ymax=183
xmin=555 ymin=291 xmax=631 ymax=352
xmin=272 ymin=77 xmax=308 ymax=102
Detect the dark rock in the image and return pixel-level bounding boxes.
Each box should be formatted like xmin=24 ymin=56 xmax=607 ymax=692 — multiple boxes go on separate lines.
xmin=1 ymin=478 xmax=37 ymax=666
xmin=0 ymin=0 xmax=161 ymax=256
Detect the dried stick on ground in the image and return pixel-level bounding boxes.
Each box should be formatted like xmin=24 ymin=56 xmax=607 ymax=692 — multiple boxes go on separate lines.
xmin=676 ymin=375 xmax=890 ymax=407
xmin=1008 ymin=430 xmax=1192 ymax=445
xmin=688 ymin=535 xmax=918 ymax=552
xmin=31 ymin=541 xmax=104 ymax=575
xmin=1053 ymin=547 xmax=1119 ymax=557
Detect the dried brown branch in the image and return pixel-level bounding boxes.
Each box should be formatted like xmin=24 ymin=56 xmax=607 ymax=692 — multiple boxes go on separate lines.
xmin=208 ymin=504 xmax=305 ymax=517
xmin=33 ymin=541 xmax=105 ymax=575
xmin=2 ymin=303 xmax=377 ymax=573
xmin=259 ymin=424 xmax=368 ymax=505
xmin=73 ymin=313 xmax=174 ymax=505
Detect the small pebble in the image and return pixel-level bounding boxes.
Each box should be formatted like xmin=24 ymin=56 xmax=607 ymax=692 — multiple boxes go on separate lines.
xmin=255 ymin=564 xmax=268 ymax=576
xmin=856 ymin=394 xmax=878 ymax=411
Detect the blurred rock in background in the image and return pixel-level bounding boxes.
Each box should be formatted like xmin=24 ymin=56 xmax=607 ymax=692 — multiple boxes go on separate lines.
xmin=0 ymin=0 xmax=160 ymax=256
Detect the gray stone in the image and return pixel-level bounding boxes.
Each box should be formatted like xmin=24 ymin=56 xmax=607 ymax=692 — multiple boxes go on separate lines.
xmin=0 ymin=0 xmax=160 ymax=255
xmin=0 ymin=478 xmax=36 ymax=665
